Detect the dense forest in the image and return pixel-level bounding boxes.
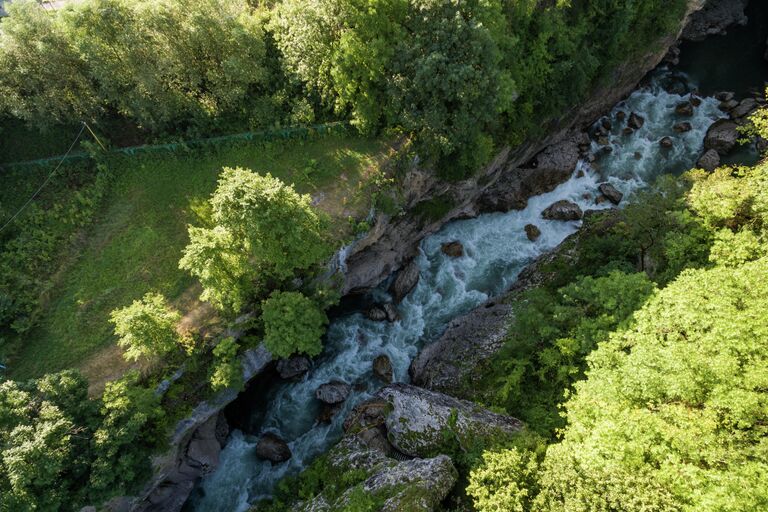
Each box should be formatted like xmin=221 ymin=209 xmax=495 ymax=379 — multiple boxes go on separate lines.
xmin=0 ymin=0 xmax=766 ymax=511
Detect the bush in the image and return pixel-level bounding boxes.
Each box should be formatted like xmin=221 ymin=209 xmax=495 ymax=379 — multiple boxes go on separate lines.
xmin=467 ymin=447 xmax=540 ymax=512
xmin=109 ymin=292 xmax=182 ymax=362
xmin=210 ymin=337 xmax=243 ymax=392
xmin=262 ymin=291 xmax=327 ymax=358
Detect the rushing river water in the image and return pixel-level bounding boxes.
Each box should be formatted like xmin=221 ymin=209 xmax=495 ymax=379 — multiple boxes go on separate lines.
xmin=186 ymin=72 xmax=726 ymax=511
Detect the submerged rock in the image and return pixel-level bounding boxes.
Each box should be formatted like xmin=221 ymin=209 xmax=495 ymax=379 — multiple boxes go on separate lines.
xmin=276 ymin=355 xmax=311 ymax=380
xmin=373 ymin=354 xmax=394 ymax=384
xmin=673 ymin=121 xmax=692 ymax=133
xmin=704 ymin=119 xmax=739 ymax=154
xmin=316 ymin=381 xmax=351 ymax=405
xmin=628 ymin=112 xmax=645 ymax=129
xmin=256 ymin=433 xmax=292 ymax=464
xmin=365 ymin=305 xmax=388 ymax=322
xmin=598 ymin=183 xmax=623 ymax=205
xmin=659 ymin=136 xmax=674 ymax=149
xmin=697 ymin=149 xmax=721 ymax=172
xmin=376 ymin=384 xmax=522 ymax=458
xmin=389 ymin=259 xmax=420 ymax=304
xmin=675 ymin=101 xmax=694 ymax=116
xmin=524 ymin=224 xmax=541 ymax=242
xmin=441 ymin=241 xmax=464 ymax=258
xmin=542 ymin=200 xmax=583 ymax=221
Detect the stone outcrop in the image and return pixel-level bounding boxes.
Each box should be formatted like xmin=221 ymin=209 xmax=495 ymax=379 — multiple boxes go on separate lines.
xmin=375 ymin=384 xmax=522 ymax=457
xmin=542 ymin=200 xmax=583 ymax=221
xmin=704 ymin=119 xmax=740 ymax=154
xmin=478 ymin=133 xmax=583 ymax=213
xmin=681 ymin=0 xmax=749 ymax=41
xmin=291 ymin=437 xmax=457 ymax=512
xmin=410 ymin=301 xmax=511 ymax=395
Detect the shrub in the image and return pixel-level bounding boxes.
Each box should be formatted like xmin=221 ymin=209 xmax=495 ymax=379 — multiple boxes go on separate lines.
xmin=109 ymin=292 xmax=182 ymax=362
xmin=210 ymin=337 xmax=243 ymax=392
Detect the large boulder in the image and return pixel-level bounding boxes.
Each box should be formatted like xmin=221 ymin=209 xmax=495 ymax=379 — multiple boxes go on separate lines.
xmin=256 ymin=433 xmax=292 ymax=464
xmin=479 ymin=133 xmax=583 ymax=213
xmin=730 ymin=98 xmax=758 ymax=120
xmin=542 ymin=200 xmax=583 ymax=221
xmin=389 ymin=259 xmax=420 ymax=304
xmin=697 ymin=149 xmax=721 ymax=172
xmin=675 ymin=101 xmax=694 ymax=116
xmin=291 ymin=436 xmax=457 ymax=512
xmin=276 ymin=355 xmax=311 ymax=380
xmin=410 ymin=301 xmax=511 ymax=395
xmin=598 ymin=183 xmax=623 ymax=205
xmin=682 ymin=0 xmax=748 ymax=41
xmin=375 ymin=384 xmax=522 ymax=457
xmin=704 ymin=119 xmax=739 ymax=154
xmin=315 ymin=381 xmax=351 ymax=405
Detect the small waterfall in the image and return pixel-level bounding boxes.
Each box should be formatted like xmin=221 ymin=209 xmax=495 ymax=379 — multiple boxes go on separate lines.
xmin=187 ymin=71 xmax=724 ymax=511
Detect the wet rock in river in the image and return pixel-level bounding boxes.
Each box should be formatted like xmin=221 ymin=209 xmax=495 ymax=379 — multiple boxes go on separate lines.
xmin=730 ymin=98 xmax=758 ymax=120
xmin=383 ymin=303 xmax=399 ymax=322
xmin=598 ymin=183 xmax=623 ymax=205
xmin=675 ymin=101 xmax=694 ymax=116
xmin=716 ymin=91 xmax=735 ymax=102
xmin=276 ymin=355 xmax=310 ymax=380
xmin=373 ymin=354 xmax=394 ymax=384
xmin=704 ymin=119 xmax=740 ymax=154
xmin=256 ymin=433 xmax=292 ymax=464
xmin=719 ymin=99 xmax=739 ymax=112
xmin=389 ymin=259 xmax=420 ymax=304
xmin=318 ymin=403 xmax=342 ymax=423
xmin=316 ymin=381 xmax=351 ymax=405
xmin=697 ymin=149 xmax=721 ymax=172
xmin=524 ymin=224 xmax=541 ymax=242
xmin=616 ymin=110 xmax=627 ymax=123
xmin=659 ymin=136 xmax=674 ymax=149
xmin=441 ymin=241 xmax=464 ymax=258
xmin=623 ymin=127 xmax=634 ymax=136
xmin=542 ymin=200 xmax=583 ymax=221
xmin=628 ymin=112 xmax=645 ymax=129
xmin=365 ymin=305 xmax=388 ymax=322
xmin=673 ymin=121 xmax=692 ymax=133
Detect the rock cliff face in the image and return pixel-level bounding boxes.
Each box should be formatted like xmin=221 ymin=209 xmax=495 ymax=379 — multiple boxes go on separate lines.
xmin=341 ymin=0 xmax=720 ymax=296
xmin=682 ymin=0 xmax=749 ymax=41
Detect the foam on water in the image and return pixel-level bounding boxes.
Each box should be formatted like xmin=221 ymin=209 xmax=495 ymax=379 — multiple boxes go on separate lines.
xmin=188 ymin=73 xmax=724 ymax=511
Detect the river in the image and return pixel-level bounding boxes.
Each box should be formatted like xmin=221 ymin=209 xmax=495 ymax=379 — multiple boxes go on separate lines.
xmin=185 ymin=15 xmax=768 ymax=510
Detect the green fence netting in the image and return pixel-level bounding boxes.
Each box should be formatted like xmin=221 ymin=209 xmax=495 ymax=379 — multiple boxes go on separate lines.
xmin=0 ymin=122 xmax=350 ymax=171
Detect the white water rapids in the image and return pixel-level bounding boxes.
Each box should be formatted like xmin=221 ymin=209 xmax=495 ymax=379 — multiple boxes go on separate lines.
xmin=188 ymin=72 xmax=725 ymax=511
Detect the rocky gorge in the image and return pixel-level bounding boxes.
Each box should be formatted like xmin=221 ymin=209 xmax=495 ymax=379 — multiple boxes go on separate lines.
xmin=117 ymin=1 xmax=766 ymax=511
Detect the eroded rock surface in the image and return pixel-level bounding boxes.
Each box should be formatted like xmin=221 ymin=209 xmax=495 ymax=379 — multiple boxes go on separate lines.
xmin=389 ymin=259 xmax=420 ymax=303
xmin=542 ymin=200 xmax=583 ymax=221
xmin=682 ymin=0 xmax=748 ymax=41
xmin=377 ymin=384 xmax=522 ymax=457
xmin=277 ymin=355 xmax=311 ymax=380
xmin=704 ymin=119 xmax=740 ymax=154
xmin=316 ymin=381 xmax=352 ymax=405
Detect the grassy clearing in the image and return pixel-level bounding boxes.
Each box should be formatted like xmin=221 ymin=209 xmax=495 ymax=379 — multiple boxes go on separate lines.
xmin=7 ymin=134 xmax=392 ymax=384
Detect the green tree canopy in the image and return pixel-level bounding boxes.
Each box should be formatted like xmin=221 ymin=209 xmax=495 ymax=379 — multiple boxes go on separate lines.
xmin=262 ymin=290 xmax=328 ymax=358
xmin=180 ymin=167 xmax=330 ymax=313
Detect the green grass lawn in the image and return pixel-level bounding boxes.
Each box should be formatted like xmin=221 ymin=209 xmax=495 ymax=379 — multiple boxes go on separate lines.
xmin=8 ymin=134 xmax=390 ymax=382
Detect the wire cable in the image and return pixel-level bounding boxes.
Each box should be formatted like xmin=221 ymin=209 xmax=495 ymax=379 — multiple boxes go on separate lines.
xmin=0 ymin=123 xmax=86 ymax=234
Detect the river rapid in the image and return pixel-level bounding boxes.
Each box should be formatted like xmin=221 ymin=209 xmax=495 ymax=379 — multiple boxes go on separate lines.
xmin=183 ymin=67 xmax=727 ymax=512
